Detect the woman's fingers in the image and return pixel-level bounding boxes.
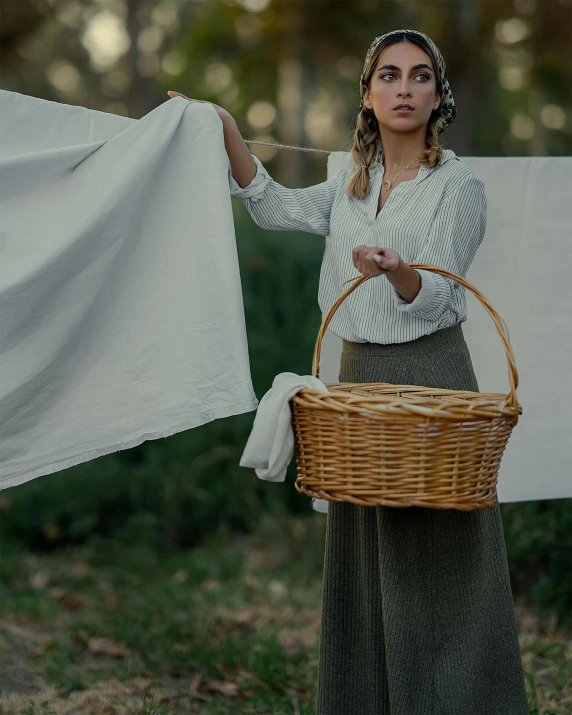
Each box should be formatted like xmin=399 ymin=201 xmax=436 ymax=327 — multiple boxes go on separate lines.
xmin=373 ymin=256 xmax=392 ymax=273
xmin=351 ymin=245 xmax=393 ymax=276
xmin=166 ymin=91 xmax=232 ymax=125
xmin=167 ymin=91 xmax=196 ymax=101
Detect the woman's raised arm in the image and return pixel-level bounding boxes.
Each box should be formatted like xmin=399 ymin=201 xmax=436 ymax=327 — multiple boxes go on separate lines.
xmin=225 ymin=115 xmax=347 ymax=236
xmin=222 ymin=114 xmax=258 ymax=189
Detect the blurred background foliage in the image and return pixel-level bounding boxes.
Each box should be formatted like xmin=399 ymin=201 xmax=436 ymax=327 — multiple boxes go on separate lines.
xmin=0 ymin=0 xmax=571 ymax=627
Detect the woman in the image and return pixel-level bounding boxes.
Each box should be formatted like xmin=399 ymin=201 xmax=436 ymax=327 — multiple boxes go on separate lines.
xmin=169 ymin=28 xmax=529 ymax=715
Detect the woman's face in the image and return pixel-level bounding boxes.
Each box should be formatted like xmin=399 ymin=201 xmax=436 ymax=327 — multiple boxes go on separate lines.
xmin=363 ymin=41 xmax=441 ymax=135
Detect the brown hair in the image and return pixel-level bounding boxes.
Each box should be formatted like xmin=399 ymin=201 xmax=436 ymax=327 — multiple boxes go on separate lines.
xmin=347 ymin=32 xmax=446 ymax=200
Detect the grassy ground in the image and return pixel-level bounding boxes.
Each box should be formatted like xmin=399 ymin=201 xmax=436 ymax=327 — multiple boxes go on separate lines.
xmin=0 ymin=514 xmax=570 ymax=715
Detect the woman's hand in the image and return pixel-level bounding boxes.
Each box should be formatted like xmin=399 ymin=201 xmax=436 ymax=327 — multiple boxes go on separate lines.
xmin=166 ymin=91 xmax=234 ymax=126
xmin=352 ymin=246 xmax=401 ymax=277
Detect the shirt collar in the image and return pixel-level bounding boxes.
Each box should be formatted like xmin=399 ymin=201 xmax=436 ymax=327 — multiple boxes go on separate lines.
xmin=371 ymin=148 xmax=458 ymax=172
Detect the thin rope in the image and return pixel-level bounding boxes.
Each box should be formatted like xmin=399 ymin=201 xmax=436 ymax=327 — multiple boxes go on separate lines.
xmin=244 ymin=139 xmax=335 ymax=155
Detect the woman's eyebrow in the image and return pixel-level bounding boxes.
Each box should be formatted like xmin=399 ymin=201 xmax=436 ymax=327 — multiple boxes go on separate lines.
xmin=377 ymin=64 xmax=433 ymax=72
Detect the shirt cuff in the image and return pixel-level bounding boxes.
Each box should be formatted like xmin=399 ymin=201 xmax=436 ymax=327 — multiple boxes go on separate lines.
xmin=228 ymin=154 xmax=272 ymax=201
xmin=392 ymin=269 xmax=438 ymax=313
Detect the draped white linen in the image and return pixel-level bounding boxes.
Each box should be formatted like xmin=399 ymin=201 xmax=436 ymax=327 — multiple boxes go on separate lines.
xmin=0 ymin=91 xmax=258 ymax=490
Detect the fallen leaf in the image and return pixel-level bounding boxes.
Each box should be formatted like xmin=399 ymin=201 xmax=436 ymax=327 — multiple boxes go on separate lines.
xmin=234 ymin=610 xmax=257 ymax=626
xmin=190 ymin=672 xmax=202 ymax=696
xmin=244 ymin=574 xmax=262 ymax=590
xmin=87 ymin=636 xmax=129 ymax=658
xmin=535 ymin=666 xmax=555 ymax=677
xmin=48 ymin=588 xmax=86 ymax=611
xmin=204 ymin=679 xmax=240 ymax=697
xmin=190 ymin=672 xmax=211 ymax=702
xmin=48 ymin=586 xmax=65 ymax=600
xmin=203 ymin=579 xmax=220 ymax=591
xmin=30 ymin=638 xmax=55 ymax=656
xmin=237 ymin=667 xmax=254 ymax=679
xmin=239 ymin=688 xmax=259 ymax=698
xmin=30 ymin=571 xmax=50 ymax=589
xmin=70 ymin=561 xmax=92 ymax=577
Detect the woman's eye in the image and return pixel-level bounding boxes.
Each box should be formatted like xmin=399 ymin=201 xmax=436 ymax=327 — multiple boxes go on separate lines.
xmin=381 ymin=73 xmax=429 ymax=81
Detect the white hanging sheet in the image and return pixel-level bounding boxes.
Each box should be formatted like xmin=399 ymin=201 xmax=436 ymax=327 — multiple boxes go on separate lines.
xmin=319 ymin=151 xmax=572 ymax=504
xmin=0 ymin=91 xmax=258 ymax=491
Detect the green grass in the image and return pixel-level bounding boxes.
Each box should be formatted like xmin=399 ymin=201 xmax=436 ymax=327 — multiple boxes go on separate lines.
xmin=0 ymin=515 xmax=324 ymax=714
xmin=0 ymin=515 xmax=570 ymax=714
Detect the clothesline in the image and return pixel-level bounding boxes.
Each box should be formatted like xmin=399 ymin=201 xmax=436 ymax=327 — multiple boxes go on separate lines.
xmin=244 ymin=139 xmax=334 ymax=154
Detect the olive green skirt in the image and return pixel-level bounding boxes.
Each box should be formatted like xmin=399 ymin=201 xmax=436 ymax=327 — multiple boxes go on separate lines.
xmin=316 ymin=323 xmax=529 ymax=715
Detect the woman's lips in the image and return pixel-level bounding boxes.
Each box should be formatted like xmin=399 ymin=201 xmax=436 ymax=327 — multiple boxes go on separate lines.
xmin=394 ymin=107 xmax=413 ymax=114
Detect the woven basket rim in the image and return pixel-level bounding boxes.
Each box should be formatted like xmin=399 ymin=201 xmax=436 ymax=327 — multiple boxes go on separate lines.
xmin=307 ymin=382 xmax=509 ymax=401
xmin=291 ymin=388 xmax=521 ymax=420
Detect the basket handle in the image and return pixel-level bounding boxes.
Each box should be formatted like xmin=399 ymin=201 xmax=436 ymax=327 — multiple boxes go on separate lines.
xmin=311 ymin=263 xmax=519 ymax=408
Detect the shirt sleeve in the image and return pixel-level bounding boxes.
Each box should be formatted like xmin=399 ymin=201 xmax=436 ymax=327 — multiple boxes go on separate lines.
xmin=228 ymin=153 xmax=347 ymax=236
xmin=392 ymin=175 xmax=487 ymax=322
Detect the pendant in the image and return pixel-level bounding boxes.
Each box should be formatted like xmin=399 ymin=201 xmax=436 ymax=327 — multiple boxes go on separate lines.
xmin=384 ymin=179 xmax=391 ymax=190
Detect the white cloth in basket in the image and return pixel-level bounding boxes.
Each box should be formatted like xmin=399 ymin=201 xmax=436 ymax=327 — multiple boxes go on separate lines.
xmin=239 ymin=371 xmax=330 ymax=512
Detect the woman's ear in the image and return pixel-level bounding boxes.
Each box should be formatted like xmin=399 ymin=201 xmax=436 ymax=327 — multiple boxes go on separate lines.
xmin=363 ymin=90 xmax=372 ymax=110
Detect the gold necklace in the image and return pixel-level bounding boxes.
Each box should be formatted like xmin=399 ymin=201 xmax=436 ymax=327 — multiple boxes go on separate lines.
xmin=383 ymin=153 xmax=423 ymax=191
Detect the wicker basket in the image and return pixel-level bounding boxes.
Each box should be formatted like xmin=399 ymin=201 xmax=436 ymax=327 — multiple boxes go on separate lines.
xmin=291 ymin=263 xmax=522 ymax=511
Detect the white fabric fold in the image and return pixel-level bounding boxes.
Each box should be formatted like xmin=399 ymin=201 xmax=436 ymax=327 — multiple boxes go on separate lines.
xmin=0 ymin=91 xmax=258 ymax=490
xmin=239 ymin=371 xmax=330 ymax=512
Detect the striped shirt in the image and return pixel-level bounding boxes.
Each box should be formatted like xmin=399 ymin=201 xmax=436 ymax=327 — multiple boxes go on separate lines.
xmin=228 ymin=149 xmax=487 ymax=344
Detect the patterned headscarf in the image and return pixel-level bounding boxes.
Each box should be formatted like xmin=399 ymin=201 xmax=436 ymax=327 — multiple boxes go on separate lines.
xmin=360 ymin=29 xmax=456 ymax=135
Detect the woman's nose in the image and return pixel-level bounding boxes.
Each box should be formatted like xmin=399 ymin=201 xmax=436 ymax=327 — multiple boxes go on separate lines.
xmin=397 ymin=80 xmax=411 ymax=96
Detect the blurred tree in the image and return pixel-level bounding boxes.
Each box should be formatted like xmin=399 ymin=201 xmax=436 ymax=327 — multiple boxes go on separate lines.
xmin=1 ymin=0 xmax=570 ymax=181
xmin=0 ymin=0 xmax=63 ymax=56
